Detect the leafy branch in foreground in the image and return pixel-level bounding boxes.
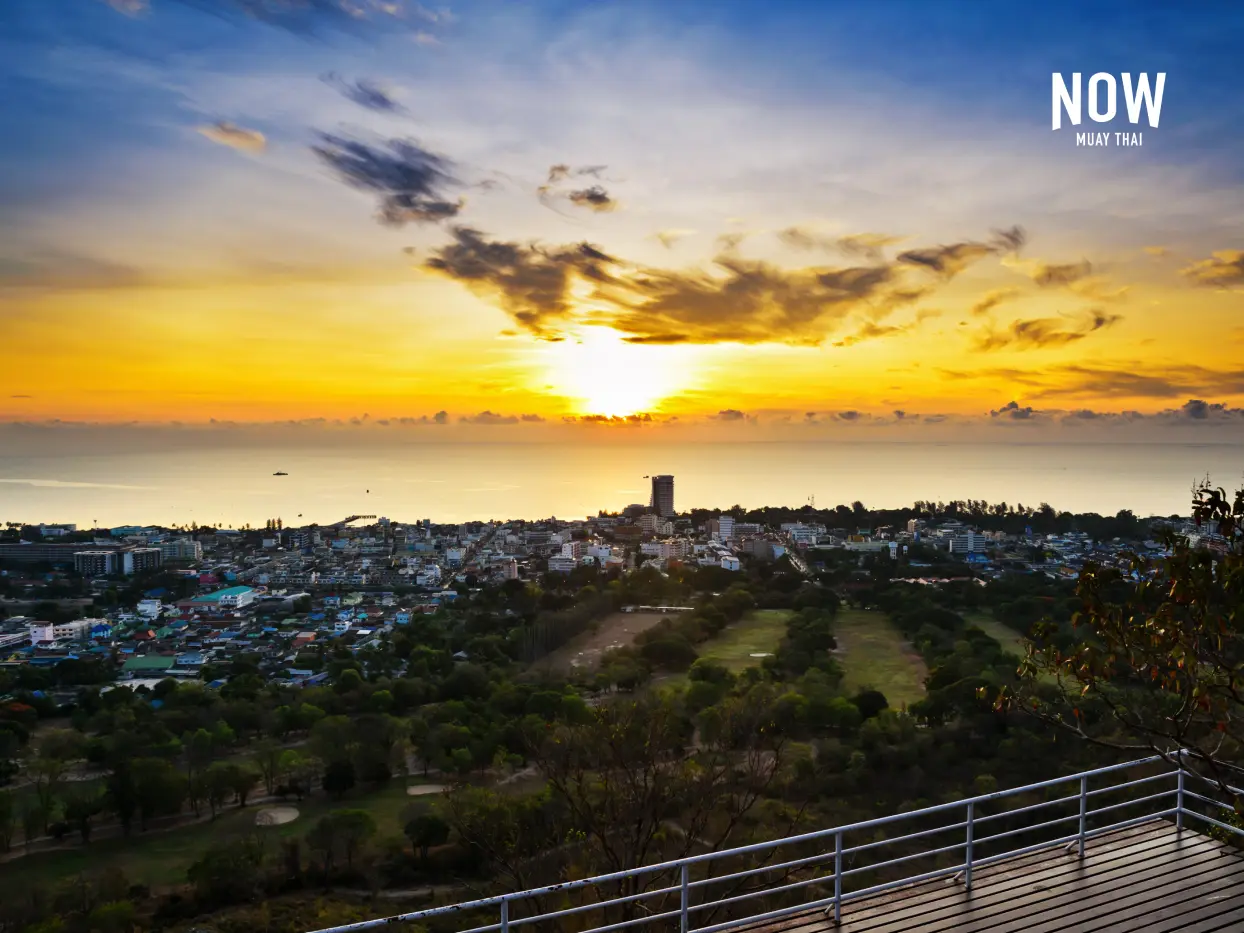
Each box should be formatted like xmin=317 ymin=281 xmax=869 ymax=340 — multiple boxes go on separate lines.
xmin=1002 ymin=478 xmax=1244 ymax=805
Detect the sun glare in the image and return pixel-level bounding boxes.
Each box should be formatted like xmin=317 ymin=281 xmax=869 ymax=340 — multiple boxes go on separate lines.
xmin=540 ymin=327 xmax=701 ymax=417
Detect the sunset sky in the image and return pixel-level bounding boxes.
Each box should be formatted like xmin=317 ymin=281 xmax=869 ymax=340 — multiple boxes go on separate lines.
xmin=2 ymin=0 xmax=1244 ymax=441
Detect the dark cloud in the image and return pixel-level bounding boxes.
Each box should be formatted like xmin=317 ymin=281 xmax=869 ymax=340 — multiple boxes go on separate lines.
xmin=321 ymin=73 xmax=407 ymax=114
xmin=312 ymin=133 xmax=462 ymax=226
xmin=384 ymin=411 xmax=448 ymax=425
xmin=833 ymin=321 xmax=908 ymax=347
xmin=991 ymin=400 xmax=1036 ymax=420
xmin=974 ymin=311 xmax=1122 ymax=351
xmin=460 ymin=411 xmax=520 ymax=425
xmin=898 ymin=227 xmax=1025 ymax=279
xmin=970 ymin=287 xmax=1020 ymax=317
xmin=653 ymin=230 xmax=694 ymax=249
xmin=777 ymin=228 xmax=902 ymax=262
xmin=604 ymin=255 xmax=904 ymax=345
xmin=423 ymin=227 xmax=617 ymax=338
xmin=837 ymin=410 xmax=862 ymax=421
xmin=547 ymin=164 xmax=607 ymax=184
xmin=568 ymin=185 xmax=617 ymax=212
xmin=1032 ymin=259 xmax=1093 ymax=288
xmin=713 ymin=409 xmax=747 ymax=421
xmin=567 ymin=413 xmax=654 ymax=425
xmin=1181 ymin=250 xmax=1244 ymax=288
xmin=159 ymin=0 xmax=444 ymax=38
xmin=10 ymin=395 xmax=33 ymax=399
xmin=520 ymin=413 xmax=546 ymax=422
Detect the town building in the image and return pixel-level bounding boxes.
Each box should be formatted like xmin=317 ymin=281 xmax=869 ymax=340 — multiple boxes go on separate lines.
xmin=649 ymin=474 xmax=675 ymax=518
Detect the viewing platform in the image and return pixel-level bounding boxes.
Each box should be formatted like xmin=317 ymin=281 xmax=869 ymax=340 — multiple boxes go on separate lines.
xmin=309 ymin=754 xmax=1244 ymax=933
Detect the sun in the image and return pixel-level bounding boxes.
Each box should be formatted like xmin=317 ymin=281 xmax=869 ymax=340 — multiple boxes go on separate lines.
xmin=540 ymin=327 xmax=702 ymax=417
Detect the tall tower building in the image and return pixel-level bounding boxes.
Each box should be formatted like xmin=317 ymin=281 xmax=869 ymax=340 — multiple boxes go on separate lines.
xmin=650 ymin=474 xmax=675 ymax=518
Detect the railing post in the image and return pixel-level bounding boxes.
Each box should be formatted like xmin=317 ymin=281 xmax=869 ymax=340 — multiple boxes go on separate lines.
xmin=680 ymin=863 xmax=689 ymax=933
xmin=500 ymin=896 xmax=509 ymax=933
xmin=1078 ymin=776 xmax=1088 ymax=859
xmin=832 ymin=830 xmax=843 ymax=925
xmin=1177 ymin=768 xmax=1185 ymax=832
xmin=964 ymin=801 xmax=974 ymax=891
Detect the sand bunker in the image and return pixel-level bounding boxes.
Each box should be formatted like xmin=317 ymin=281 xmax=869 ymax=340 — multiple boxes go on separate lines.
xmin=255 ymin=806 xmax=300 ymax=826
xmin=407 ymin=784 xmax=447 ymax=796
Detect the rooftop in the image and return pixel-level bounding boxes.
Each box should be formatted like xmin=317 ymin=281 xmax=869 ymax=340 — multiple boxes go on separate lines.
xmin=304 ymin=753 xmax=1244 ymax=933
xmin=190 ymin=585 xmax=254 ymax=603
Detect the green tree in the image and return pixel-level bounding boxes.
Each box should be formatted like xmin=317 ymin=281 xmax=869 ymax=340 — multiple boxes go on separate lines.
xmin=403 ymin=811 xmax=450 ymax=864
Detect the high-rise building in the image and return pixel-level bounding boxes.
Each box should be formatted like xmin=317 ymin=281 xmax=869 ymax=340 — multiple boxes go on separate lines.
xmin=649 ymin=474 xmax=675 ymax=518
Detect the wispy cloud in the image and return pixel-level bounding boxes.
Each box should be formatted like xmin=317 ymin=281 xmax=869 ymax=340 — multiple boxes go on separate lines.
xmin=321 ymin=73 xmax=408 ymax=114
xmin=312 ymin=133 xmax=463 ymax=225
xmin=197 ymin=121 xmax=266 ymax=153
xmin=1181 ymin=250 xmax=1244 ymax=288
xmin=974 ymin=311 xmax=1122 ymax=351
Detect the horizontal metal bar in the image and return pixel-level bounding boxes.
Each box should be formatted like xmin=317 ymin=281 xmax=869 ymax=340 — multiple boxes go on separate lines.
xmin=578 ymin=904 xmax=684 ymax=933
xmin=1181 ymin=807 xmax=1244 ymax=837
xmin=841 ymin=837 xmax=967 ymax=878
xmin=1084 ymin=788 xmax=1176 ymax=820
xmin=840 ymin=818 xmax=969 ymax=857
xmin=687 ymin=848 xmax=832 ymax=893
xmin=973 ymin=791 xmax=1080 ymax=825
xmin=1185 ymin=769 xmax=1244 ymax=798
xmin=303 ymin=754 xmax=1177 ymax=933
xmin=1085 ymin=770 xmax=1177 ymax=798
xmin=1182 ymin=788 xmax=1236 ymax=812
xmin=974 ymin=809 xmax=1082 ymax=846
xmin=509 ymin=882 xmax=681 ymax=929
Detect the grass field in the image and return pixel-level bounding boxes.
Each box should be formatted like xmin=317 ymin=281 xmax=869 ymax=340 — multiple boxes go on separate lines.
xmin=964 ymin=611 xmax=1028 ymax=656
xmin=835 ymin=609 xmax=927 ymax=711
xmin=0 ymin=779 xmax=419 ymax=889
xmin=536 ymin=611 xmax=669 ymax=671
xmin=695 ymin=609 xmax=793 ymax=670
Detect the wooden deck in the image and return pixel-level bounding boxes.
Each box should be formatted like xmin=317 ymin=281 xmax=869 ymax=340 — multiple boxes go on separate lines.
xmin=739 ymin=821 xmax=1244 ymax=933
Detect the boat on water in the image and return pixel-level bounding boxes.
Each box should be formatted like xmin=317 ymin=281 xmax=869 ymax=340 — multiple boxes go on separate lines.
xmin=273 ymin=471 xmax=288 ymax=476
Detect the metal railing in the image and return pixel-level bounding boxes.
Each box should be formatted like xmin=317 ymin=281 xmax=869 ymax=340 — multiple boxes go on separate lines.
xmin=308 ymin=752 xmax=1244 ymax=933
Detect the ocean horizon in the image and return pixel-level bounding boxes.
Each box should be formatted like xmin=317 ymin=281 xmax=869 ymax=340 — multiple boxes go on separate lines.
xmin=2 ymin=440 xmax=1242 ymax=528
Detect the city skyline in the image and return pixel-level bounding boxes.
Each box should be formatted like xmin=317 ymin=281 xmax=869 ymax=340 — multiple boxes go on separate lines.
xmin=2 ymin=1 xmax=1244 ymax=441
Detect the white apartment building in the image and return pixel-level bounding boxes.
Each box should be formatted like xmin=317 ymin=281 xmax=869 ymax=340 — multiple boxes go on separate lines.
xmin=28 ymin=619 xmax=93 ymax=643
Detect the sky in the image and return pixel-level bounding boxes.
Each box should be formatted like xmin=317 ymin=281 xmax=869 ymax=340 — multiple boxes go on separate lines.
xmin=2 ymin=0 xmax=1244 ymax=444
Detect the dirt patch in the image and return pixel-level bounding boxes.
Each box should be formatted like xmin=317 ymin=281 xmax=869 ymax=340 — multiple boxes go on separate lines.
xmin=537 ymin=611 xmax=671 ymax=671
xmin=255 ymin=806 xmax=300 ymax=826
xmin=407 ymin=784 xmax=447 ymax=796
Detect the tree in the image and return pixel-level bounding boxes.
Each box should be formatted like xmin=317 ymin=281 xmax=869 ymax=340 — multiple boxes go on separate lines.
xmin=403 ymin=811 xmax=450 ymax=864
xmin=62 ymin=791 xmax=105 ymax=844
xmin=187 ymin=836 xmax=265 ymax=905
xmin=1011 ymin=479 xmax=1244 ymax=805
xmin=0 ymin=790 xmax=16 ymax=851
xmin=253 ymin=738 xmax=284 ymax=796
xmin=307 ymin=809 xmax=376 ymax=875
xmin=323 ymin=759 xmax=356 ymax=800
xmin=133 ymin=758 xmax=187 ymax=830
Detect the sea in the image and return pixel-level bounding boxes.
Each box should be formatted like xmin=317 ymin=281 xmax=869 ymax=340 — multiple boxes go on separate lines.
xmin=1 ymin=441 xmax=1242 ymax=529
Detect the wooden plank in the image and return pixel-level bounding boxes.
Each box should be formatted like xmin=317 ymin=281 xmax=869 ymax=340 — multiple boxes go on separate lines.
xmin=850 ymin=841 xmax=1244 ymax=933
xmin=716 ymin=825 xmax=1184 ymax=933
xmin=720 ymin=824 xmax=1244 ymax=933
xmin=836 ymin=828 xmax=1217 ymax=932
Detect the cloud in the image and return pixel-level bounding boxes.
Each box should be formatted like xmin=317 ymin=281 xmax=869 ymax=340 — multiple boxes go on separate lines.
xmin=974 ymin=310 xmax=1122 ymax=351
xmin=312 ymin=133 xmax=463 ymax=226
xmin=547 ymin=164 xmax=607 ymax=184
xmin=712 ymin=409 xmax=748 ymax=421
xmin=428 ymin=224 xmax=1022 ymax=346
xmin=567 ymin=413 xmax=654 ymax=425
xmin=197 ymin=121 xmax=266 ymax=153
xmin=991 ymin=400 xmax=1036 ymax=420
xmin=1181 ymin=250 xmax=1244 ymax=288
xmin=568 ymin=185 xmax=618 ymax=212
xmin=832 ymin=321 xmax=909 ymax=347
xmin=321 ymin=73 xmax=407 ymax=114
xmin=653 ymin=229 xmax=695 ymax=249
xmin=103 ymin=0 xmax=149 ymax=14
xmin=1143 ymin=246 xmax=1169 ymax=258
xmin=157 ymin=0 xmax=436 ymax=37
xmin=520 ymin=413 xmax=546 ymax=422
xmin=971 ymin=287 xmax=1020 ymax=317
xmin=10 ymin=395 xmax=33 ymax=399
xmin=384 ymin=411 xmax=448 ymax=425
xmin=896 ymin=227 xmax=1024 ymax=279
xmin=1031 ymin=260 xmax=1093 ymax=287
xmin=460 ymin=410 xmax=520 ymax=425
xmin=424 ymin=227 xmax=617 ymax=338
xmin=777 ymin=228 xmax=903 ymax=261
